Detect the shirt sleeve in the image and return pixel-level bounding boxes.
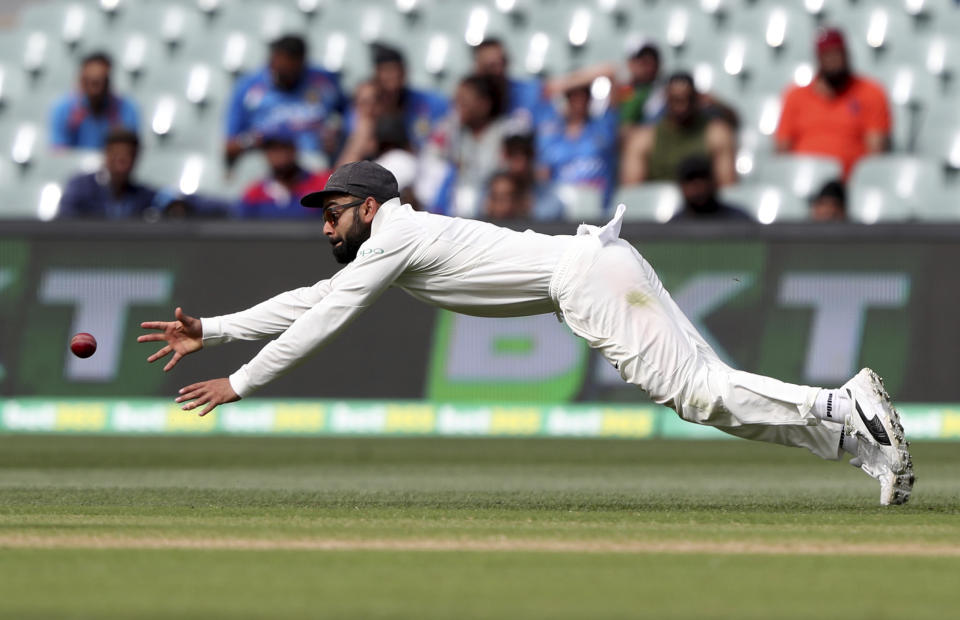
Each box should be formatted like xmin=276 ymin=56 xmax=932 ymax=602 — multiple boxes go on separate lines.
xmin=57 ymin=175 xmax=85 ymax=217
xmin=225 ymin=222 xmax=419 ymax=397
xmin=49 ymin=99 xmax=70 ymax=147
xmin=225 ymin=77 xmax=251 ymax=138
xmin=775 ymin=88 xmax=798 ymax=145
xmin=122 ymin=98 xmax=140 ymax=134
xmin=200 ymin=278 xmax=334 ymax=345
xmin=864 ymin=83 xmax=892 ymax=134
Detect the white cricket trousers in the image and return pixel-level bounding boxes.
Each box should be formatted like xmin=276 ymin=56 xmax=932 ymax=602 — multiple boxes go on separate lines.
xmin=550 ymin=220 xmax=843 ymax=460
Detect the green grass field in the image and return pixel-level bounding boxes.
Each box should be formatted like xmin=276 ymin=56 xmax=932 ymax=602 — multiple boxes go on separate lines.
xmin=1 ymin=436 xmax=958 ymax=619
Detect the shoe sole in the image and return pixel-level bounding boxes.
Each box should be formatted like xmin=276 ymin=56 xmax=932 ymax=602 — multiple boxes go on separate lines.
xmin=848 ymin=369 xmax=910 ymax=471
xmin=859 ymin=369 xmax=915 ymax=505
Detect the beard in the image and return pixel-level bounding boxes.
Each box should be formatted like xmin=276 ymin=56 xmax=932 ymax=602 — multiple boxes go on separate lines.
xmin=822 ymin=68 xmax=852 ymax=92
xmin=330 ymin=207 xmax=372 ymax=264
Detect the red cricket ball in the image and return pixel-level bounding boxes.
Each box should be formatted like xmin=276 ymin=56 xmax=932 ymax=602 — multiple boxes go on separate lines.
xmin=70 ymin=332 xmax=97 ymax=358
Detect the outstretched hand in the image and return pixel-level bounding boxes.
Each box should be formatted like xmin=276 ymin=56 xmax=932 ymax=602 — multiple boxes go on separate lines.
xmin=176 ymin=377 xmax=240 ymax=416
xmin=138 ymin=307 xmax=203 ymax=372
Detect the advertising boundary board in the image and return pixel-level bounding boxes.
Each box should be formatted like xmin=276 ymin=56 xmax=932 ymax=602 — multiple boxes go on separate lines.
xmin=3 ymin=221 xmax=960 ymax=402
xmin=1 ymin=398 xmax=958 ymax=440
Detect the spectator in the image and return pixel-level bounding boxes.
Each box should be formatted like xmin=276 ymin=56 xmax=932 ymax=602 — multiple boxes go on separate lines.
xmin=336 ymin=81 xmax=382 ymax=167
xmin=547 ymin=40 xmax=666 ymax=127
xmin=536 ymin=85 xmax=618 ymax=209
xmin=50 ymin=52 xmax=139 ymax=149
xmin=472 ymin=38 xmax=546 ymax=130
xmin=669 ymin=155 xmax=752 ymax=222
xmin=502 ymin=133 xmax=564 ymax=220
xmin=484 ymin=171 xmax=530 ymax=220
xmin=364 ymin=43 xmax=449 ymax=152
xmin=58 ymin=128 xmax=156 ymax=218
xmin=372 ymin=114 xmax=420 ymax=207
xmin=621 ymin=72 xmax=737 ymax=186
xmin=776 ymin=28 xmax=891 ymax=178
xmin=225 ymin=35 xmax=345 ymax=167
xmin=418 ymin=74 xmax=510 ymax=216
xmin=617 ymin=43 xmax=667 ymax=126
xmin=809 ymin=179 xmax=847 ymax=222
xmin=236 ymin=129 xmax=332 ymax=218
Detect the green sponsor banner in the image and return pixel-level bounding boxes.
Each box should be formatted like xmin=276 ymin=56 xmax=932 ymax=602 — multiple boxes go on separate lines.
xmin=4 ymin=225 xmax=960 ymax=404
xmin=1 ymin=399 xmax=957 ymax=440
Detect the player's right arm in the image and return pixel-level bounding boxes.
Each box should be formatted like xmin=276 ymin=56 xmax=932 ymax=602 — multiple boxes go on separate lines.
xmin=198 ymin=279 xmax=334 ymax=345
xmin=138 ymin=279 xmax=332 ymax=371
xmin=137 ymin=307 xmax=204 ymax=372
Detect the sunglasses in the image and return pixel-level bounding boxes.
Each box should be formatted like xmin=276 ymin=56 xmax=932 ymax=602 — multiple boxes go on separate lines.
xmin=323 ymin=199 xmax=364 ymax=226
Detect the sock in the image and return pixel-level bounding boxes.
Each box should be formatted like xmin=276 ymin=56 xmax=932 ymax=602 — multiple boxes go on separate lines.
xmin=838 ymin=425 xmax=859 ymax=457
xmin=812 ymin=389 xmax=852 ymax=423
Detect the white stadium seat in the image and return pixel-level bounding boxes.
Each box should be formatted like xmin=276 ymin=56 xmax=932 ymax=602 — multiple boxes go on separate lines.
xmin=848 ymin=155 xmax=945 ymax=222
xmin=614 ymin=182 xmax=682 ymax=223
xmin=751 ymin=154 xmax=844 ymax=201
xmin=136 ymin=149 xmax=232 ymax=199
xmin=720 ymin=183 xmax=808 ymax=223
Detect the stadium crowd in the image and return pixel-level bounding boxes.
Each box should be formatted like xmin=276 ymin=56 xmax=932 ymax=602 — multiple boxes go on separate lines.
xmin=46 ymin=20 xmax=901 ymax=223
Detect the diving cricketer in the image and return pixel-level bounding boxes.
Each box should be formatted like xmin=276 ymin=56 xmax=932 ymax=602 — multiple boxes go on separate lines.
xmin=139 ymin=161 xmax=914 ymax=505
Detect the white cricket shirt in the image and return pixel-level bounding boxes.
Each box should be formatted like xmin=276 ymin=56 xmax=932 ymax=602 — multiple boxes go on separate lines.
xmin=201 ymin=198 xmax=582 ymax=397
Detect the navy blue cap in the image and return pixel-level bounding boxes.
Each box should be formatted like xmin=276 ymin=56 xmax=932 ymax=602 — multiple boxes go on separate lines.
xmin=301 ymin=161 xmax=400 ymax=208
xmin=260 ymin=125 xmax=298 ymax=147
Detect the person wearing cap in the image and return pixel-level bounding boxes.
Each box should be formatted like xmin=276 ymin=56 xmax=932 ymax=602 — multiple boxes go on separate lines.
xmin=235 ymin=128 xmax=332 ymax=219
xmin=140 ymin=160 xmax=915 ymax=507
xmin=775 ymin=28 xmax=891 ymax=178
xmin=343 ymin=44 xmax=448 ymax=153
xmin=669 ymin=155 xmax=751 ymax=223
xmin=224 ymin=34 xmax=346 ymax=168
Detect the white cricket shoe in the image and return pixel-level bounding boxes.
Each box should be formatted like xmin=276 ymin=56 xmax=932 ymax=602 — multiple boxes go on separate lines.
xmin=842 ymin=368 xmax=915 ymax=505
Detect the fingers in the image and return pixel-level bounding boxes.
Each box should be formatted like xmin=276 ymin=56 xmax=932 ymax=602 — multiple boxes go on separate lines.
xmin=137 ymin=333 xmax=168 ymax=343
xmin=147 ymin=345 xmax=172 ymax=363
xmin=175 ymin=387 xmax=203 ymax=404
xmin=177 ymin=387 xmax=218 ymax=416
xmin=175 ymin=380 xmax=230 ymax=417
xmin=175 ymin=307 xmax=194 ymax=324
xmin=179 ymin=382 xmax=204 ymax=394
xmin=140 ymin=321 xmax=171 ymax=331
xmin=177 ymin=306 xmax=201 ymax=333
xmin=182 ymin=396 xmax=209 ymax=412
xmin=163 ymin=352 xmax=183 ymax=372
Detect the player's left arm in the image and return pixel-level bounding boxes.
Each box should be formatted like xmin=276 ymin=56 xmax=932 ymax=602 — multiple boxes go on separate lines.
xmin=177 ymin=226 xmax=418 ymax=415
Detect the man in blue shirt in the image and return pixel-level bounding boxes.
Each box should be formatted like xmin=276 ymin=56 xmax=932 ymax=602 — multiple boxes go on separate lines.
xmin=49 ymin=52 xmax=140 ymax=149
xmin=346 ymin=44 xmax=448 ymax=153
xmin=536 ymin=85 xmax=619 ymax=210
xmin=59 ymin=128 xmax=157 ymax=219
xmin=225 ymin=35 xmax=346 ymax=167
xmin=472 ymin=38 xmax=547 ymax=132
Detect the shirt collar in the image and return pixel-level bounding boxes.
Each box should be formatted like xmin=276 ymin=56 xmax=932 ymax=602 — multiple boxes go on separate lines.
xmin=371 ymin=197 xmax=403 ymax=237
